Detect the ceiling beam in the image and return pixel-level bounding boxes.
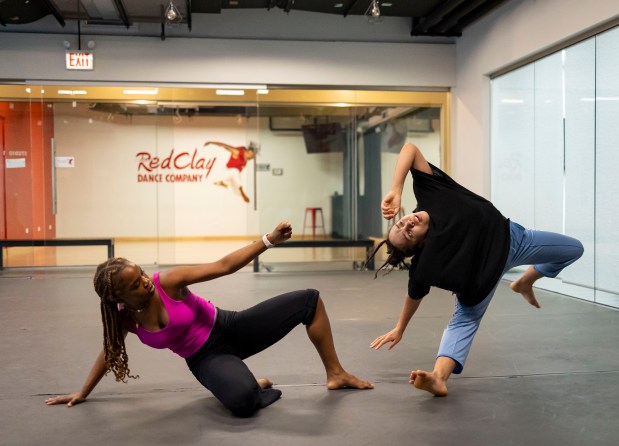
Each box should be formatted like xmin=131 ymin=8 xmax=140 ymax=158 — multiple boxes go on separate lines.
xmin=160 ymin=4 xmax=166 ymax=40
xmin=410 ymin=0 xmax=466 ymax=35
xmin=186 ymin=0 xmax=192 ymax=31
xmin=192 ymin=0 xmax=221 ymax=14
xmin=266 ymin=0 xmax=293 ymax=13
xmin=445 ymin=0 xmax=510 ymax=35
xmin=434 ymin=0 xmax=490 ymax=34
xmin=343 ymin=0 xmax=360 ymax=18
xmin=111 ymin=0 xmax=132 ymax=28
xmin=40 ymin=0 xmax=66 ymax=27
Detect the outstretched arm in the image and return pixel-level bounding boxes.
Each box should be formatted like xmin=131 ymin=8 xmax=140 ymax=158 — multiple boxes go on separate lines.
xmin=161 ymin=221 xmax=292 ymax=291
xmin=203 ymin=141 xmax=239 ymax=156
xmin=45 ymin=348 xmax=108 ymax=407
xmin=382 ymin=143 xmax=432 ymax=219
xmin=370 ymin=295 xmax=422 ymax=350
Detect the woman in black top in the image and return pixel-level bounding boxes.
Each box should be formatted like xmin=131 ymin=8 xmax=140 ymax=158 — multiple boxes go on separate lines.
xmin=370 ymin=143 xmax=583 ymax=396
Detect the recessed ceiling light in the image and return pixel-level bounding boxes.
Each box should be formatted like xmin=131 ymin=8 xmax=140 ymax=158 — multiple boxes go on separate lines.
xmin=58 ymin=90 xmax=88 ymax=95
xmin=123 ymin=89 xmax=159 ymax=95
xmin=216 ymin=89 xmax=245 ymax=96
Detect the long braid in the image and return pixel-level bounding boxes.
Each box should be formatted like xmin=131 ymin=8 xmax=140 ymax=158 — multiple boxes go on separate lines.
xmin=93 ymin=258 xmax=139 ymax=383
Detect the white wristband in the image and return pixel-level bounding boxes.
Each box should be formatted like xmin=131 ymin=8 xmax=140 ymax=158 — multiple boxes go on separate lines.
xmin=262 ymin=233 xmax=274 ymax=248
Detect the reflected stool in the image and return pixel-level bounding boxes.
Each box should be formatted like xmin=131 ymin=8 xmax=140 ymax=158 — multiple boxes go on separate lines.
xmin=302 ymin=207 xmax=325 ymax=239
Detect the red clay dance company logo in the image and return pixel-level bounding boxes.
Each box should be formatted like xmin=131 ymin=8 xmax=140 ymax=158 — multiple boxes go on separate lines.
xmin=136 ymin=148 xmax=217 ymax=183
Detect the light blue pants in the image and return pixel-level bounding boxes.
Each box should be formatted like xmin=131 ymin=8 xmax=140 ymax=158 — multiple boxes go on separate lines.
xmin=437 ymin=221 xmax=584 ymax=374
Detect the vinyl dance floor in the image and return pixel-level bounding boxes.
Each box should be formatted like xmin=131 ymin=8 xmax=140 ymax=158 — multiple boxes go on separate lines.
xmin=1 ymin=267 xmax=618 ymax=446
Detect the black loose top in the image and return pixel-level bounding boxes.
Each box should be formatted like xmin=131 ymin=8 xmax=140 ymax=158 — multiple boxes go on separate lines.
xmin=407 ymin=164 xmax=510 ymax=306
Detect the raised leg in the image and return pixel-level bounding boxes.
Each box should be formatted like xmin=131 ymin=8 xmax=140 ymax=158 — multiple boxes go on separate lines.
xmin=510 ymin=265 xmax=543 ymax=308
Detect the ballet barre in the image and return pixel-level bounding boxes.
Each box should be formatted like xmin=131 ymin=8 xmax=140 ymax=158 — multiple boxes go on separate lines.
xmin=253 ymin=239 xmax=375 ymax=272
xmin=0 ymin=238 xmax=114 ymax=270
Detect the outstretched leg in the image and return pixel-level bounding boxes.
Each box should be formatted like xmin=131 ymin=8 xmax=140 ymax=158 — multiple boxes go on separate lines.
xmin=410 ymin=356 xmax=455 ymax=396
xmin=239 ymin=186 xmax=250 ymax=203
xmin=417 ymin=286 xmax=498 ymax=396
xmin=510 ymin=265 xmax=543 ymax=308
xmin=307 ymin=297 xmax=374 ymax=390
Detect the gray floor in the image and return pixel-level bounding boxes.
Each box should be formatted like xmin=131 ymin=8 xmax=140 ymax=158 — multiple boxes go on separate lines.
xmin=2 ymin=267 xmax=618 ymax=446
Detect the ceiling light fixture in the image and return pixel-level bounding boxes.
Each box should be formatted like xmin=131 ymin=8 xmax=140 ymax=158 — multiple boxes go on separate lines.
xmin=365 ymin=0 xmax=382 ymax=24
xmin=164 ymin=0 xmax=183 ymax=24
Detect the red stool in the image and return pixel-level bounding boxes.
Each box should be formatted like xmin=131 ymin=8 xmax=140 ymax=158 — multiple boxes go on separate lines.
xmin=302 ymin=207 xmax=325 ymax=239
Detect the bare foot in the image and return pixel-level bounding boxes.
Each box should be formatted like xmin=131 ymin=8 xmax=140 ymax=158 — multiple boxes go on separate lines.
xmin=410 ymin=370 xmax=448 ymax=396
xmin=240 ymin=187 xmax=250 ymax=203
xmin=510 ymin=280 xmax=541 ymax=308
xmin=327 ymin=371 xmax=374 ymax=390
xmin=257 ymin=378 xmax=273 ymax=389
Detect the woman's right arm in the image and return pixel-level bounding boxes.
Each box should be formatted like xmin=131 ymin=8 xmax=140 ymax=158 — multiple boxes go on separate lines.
xmin=45 ymin=348 xmax=108 ymax=407
xmin=46 ymin=325 xmax=130 ymax=407
xmin=382 ymin=143 xmax=432 ymax=219
xmin=203 ymin=141 xmax=237 ymax=154
xmin=45 ymin=350 xmax=107 ymax=407
xmin=369 ymin=295 xmax=422 ymax=350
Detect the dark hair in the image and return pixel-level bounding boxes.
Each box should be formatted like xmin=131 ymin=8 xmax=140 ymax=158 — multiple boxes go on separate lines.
xmin=366 ymin=238 xmax=421 ymax=279
xmin=247 ymin=141 xmax=260 ymax=153
xmin=93 ymin=257 xmax=139 ymax=383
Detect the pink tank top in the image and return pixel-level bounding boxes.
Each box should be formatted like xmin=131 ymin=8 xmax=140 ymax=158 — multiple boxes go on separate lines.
xmin=127 ymin=272 xmax=217 ymax=358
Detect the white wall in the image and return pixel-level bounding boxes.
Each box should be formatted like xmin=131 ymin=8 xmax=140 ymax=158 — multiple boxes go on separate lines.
xmin=453 ymin=0 xmax=619 ymax=195
xmin=5 ymin=0 xmax=619 ymax=211
xmin=53 ymin=103 xmax=352 ymax=238
xmin=54 ymin=104 xmax=260 ymax=237
xmin=0 ymin=33 xmax=455 ymax=89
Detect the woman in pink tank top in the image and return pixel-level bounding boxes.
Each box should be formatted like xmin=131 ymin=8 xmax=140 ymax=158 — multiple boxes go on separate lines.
xmin=45 ymin=221 xmax=373 ymax=417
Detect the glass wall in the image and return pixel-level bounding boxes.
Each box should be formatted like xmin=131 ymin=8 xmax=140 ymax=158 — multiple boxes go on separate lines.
xmin=491 ymin=26 xmax=619 ymax=308
xmin=0 ymin=86 xmax=448 ymax=270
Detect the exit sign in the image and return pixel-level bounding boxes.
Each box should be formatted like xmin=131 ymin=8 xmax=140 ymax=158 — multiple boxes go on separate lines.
xmin=65 ymin=51 xmax=94 ymax=70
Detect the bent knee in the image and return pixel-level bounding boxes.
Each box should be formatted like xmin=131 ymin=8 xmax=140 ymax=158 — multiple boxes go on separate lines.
xmin=575 ymin=240 xmax=584 ymax=259
xmin=224 ymin=390 xmax=260 ymax=418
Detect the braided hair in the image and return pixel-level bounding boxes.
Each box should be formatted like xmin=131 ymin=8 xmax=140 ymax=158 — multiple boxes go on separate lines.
xmin=366 ymin=225 xmax=423 ymax=278
xmin=93 ymin=257 xmax=139 ymax=383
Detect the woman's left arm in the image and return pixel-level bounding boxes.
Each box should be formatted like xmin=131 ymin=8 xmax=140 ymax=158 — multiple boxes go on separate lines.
xmin=161 ymin=221 xmax=292 ymax=288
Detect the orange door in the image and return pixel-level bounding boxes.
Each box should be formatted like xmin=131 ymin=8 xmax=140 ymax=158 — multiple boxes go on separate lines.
xmin=0 ymin=116 xmax=5 ymax=239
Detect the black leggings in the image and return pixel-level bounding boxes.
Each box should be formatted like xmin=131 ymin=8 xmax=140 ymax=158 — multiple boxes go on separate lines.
xmin=185 ymin=289 xmax=319 ymax=417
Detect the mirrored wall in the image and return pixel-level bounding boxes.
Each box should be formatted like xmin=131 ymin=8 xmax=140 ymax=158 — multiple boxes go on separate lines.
xmin=0 ymin=86 xmax=448 ymax=270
